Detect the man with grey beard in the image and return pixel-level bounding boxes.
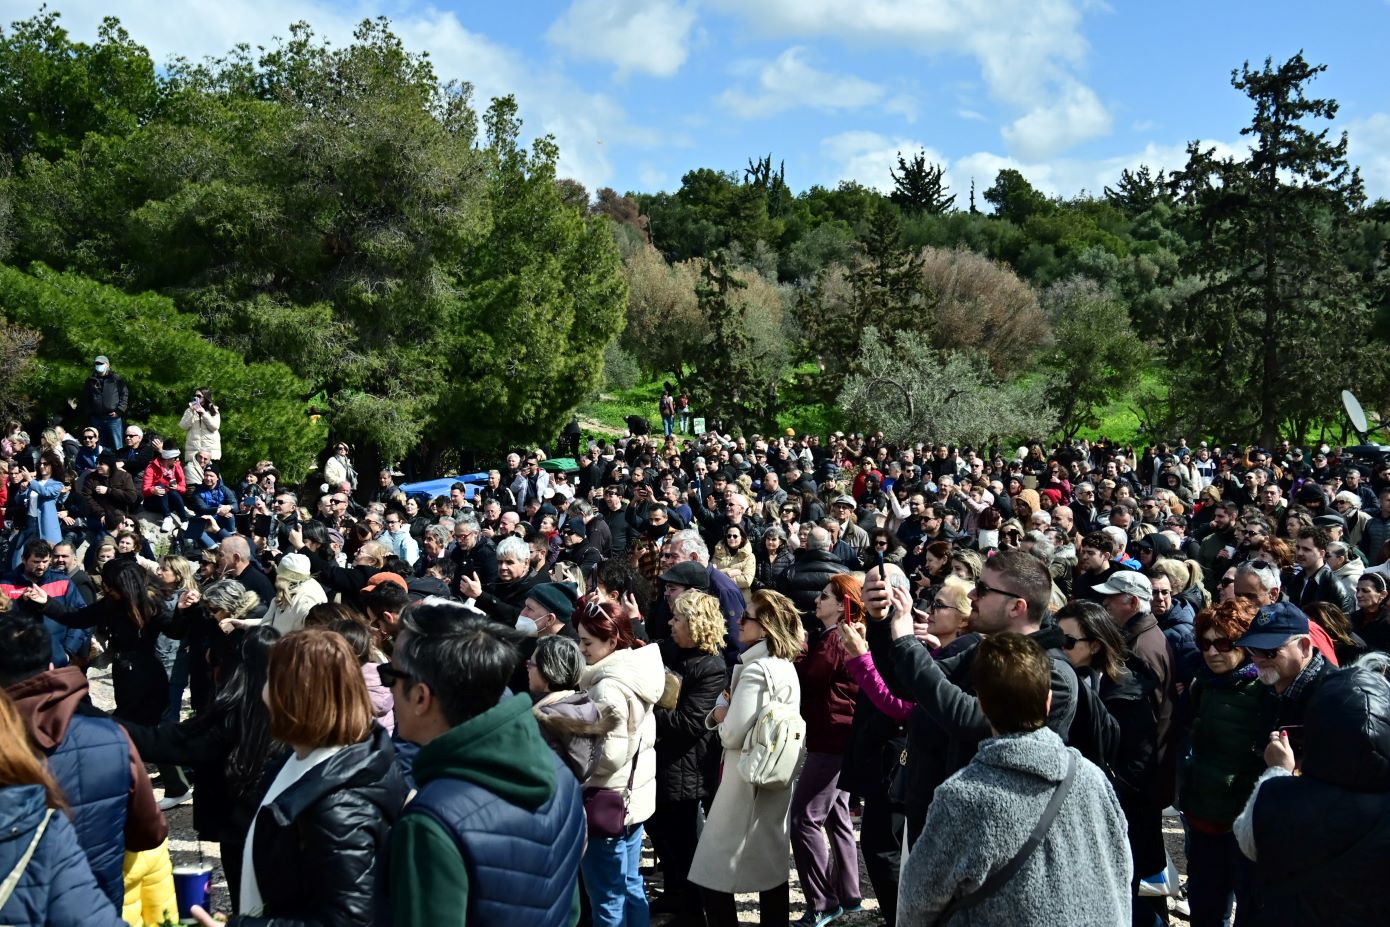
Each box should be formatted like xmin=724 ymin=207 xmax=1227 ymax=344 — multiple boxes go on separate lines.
xmin=1233 ymin=601 xmax=1338 ymax=729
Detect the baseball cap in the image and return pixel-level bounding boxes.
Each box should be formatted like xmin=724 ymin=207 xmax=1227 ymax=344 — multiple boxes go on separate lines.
xmin=361 ymin=572 xmax=408 ymax=594
xmin=563 ymin=518 xmax=588 ymax=539
xmin=659 ymin=561 xmax=709 ymax=590
xmin=1235 ymin=602 xmax=1310 ymax=650
xmin=1092 ymin=571 xmax=1152 ymax=602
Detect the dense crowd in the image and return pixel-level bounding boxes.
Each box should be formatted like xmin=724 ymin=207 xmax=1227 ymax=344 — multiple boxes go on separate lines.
xmin=3 ymin=353 xmax=1390 ymax=927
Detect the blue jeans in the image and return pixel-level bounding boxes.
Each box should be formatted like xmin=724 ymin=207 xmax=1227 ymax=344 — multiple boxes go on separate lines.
xmin=581 ymin=823 xmax=649 ymax=927
xmin=1184 ymin=822 xmax=1251 ymax=927
xmin=91 ymin=416 xmax=123 ymax=454
xmin=662 ymin=415 xmax=675 ymax=437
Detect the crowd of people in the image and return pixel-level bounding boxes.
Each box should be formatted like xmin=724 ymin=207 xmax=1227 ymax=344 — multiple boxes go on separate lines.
xmin=3 ymin=351 xmax=1390 ymax=927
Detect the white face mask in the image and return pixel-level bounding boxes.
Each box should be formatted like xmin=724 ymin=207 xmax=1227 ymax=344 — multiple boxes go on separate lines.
xmin=95 ymin=364 xmax=108 ymax=374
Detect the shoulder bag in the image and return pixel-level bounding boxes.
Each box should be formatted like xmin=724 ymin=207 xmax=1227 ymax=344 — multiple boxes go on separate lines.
xmin=0 ymin=808 xmax=54 ymax=910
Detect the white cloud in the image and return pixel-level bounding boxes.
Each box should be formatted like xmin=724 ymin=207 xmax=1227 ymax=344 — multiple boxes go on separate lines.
xmin=545 ymin=0 xmax=697 ymax=79
xmin=719 ymin=47 xmax=888 ymax=118
xmin=708 ymin=0 xmax=1112 ymax=157
xmin=48 ymin=0 xmax=668 ymax=191
xmin=821 ymin=130 xmax=950 ymax=194
xmin=1001 ymin=81 xmax=1112 ymax=161
xmin=1346 ymin=113 xmax=1390 ymax=201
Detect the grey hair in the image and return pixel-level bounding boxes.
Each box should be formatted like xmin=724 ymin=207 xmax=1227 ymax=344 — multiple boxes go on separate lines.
xmin=669 ymin=528 xmax=709 ymax=565
xmin=454 ymin=514 xmax=481 ymax=533
xmin=570 ymin=500 xmax=594 ymax=518
xmin=762 ymin=525 xmax=788 ymax=544
xmin=1353 ymin=651 xmax=1390 ymax=679
xmin=495 ymin=536 xmax=529 ymax=563
xmin=533 ymin=635 xmax=586 ymax=691
xmin=1023 ymin=530 xmax=1055 ymax=563
xmin=806 ymin=526 xmax=832 ymax=552
xmin=1235 ymin=559 xmax=1280 ymax=593
xmin=202 ymin=579 xmax=261 ymax=623
xmin=436 ymin=517 xmax=456 ymax=533
xmin=424 ymin=524 xmax=450 ymax=546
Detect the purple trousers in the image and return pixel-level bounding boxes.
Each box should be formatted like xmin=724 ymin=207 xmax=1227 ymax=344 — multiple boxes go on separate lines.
xmin=790 ymin=751 xmax=861 ymax=912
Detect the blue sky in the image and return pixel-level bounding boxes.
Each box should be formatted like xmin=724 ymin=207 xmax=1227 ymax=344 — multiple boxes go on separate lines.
xmin=30 ymin=0 xmax=1390 ymax=200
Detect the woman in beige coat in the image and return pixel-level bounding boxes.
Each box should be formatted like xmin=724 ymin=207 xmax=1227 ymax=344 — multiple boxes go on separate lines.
xmin=711 ymin=524 xmax=757 ymax=603
xmin=178 ymin=387 xmax=222 ymax=460
xmin=689 ymin=589 xmax=805 ymax=927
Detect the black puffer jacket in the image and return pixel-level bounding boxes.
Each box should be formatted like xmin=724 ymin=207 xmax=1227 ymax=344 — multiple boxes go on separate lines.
xmin=654 ymin=640 xmax=727 ymax=802
xmin=234 ymin=726 xmax=406 ymax=927
xmin=776 ymin=549 xmax=848 ymax=626
xmin=1250 ymin=668 xmax=1390 ymax=927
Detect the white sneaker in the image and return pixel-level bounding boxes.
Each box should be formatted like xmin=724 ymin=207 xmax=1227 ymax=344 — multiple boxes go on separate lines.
xmin=161 ymin=516 xmax=175 ymax=532
xmin=158 ymin=789 xmax=193 ymax=811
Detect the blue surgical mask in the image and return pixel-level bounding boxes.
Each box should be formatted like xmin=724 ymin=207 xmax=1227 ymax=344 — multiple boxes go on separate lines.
xmin=95 ymin=364 xmax=108 ymax=374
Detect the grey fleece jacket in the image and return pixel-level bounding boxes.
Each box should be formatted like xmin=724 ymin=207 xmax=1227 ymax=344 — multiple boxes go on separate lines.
xmin=899 ymin=727 xmax=1132 ymax=927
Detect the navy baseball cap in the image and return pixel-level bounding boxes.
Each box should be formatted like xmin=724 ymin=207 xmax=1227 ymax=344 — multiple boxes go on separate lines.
xmin=1234 ymin=602 xmax=1310 ymax=650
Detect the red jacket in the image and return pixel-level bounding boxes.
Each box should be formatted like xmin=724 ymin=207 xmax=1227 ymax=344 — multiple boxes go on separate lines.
xmin=796 ymin=627 xmax=860 ymax=754
xmin=141 ymin=460 xmax=186 ymax=498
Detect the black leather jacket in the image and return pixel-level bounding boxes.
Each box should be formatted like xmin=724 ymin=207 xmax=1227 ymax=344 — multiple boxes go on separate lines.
xmin=1286 ymin=563 xmax=1356 ymax=616
xmin=235 ymin=726 xmax=406 ymax=927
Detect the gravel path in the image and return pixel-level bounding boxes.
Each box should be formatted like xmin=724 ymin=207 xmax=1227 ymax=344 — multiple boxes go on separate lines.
xmin=90 ymin=662 xmax=1188 ymax=924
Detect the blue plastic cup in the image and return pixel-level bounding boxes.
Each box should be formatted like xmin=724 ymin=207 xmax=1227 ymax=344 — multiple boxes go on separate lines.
xmin=173 ymin=864 xmax=213 ymax=919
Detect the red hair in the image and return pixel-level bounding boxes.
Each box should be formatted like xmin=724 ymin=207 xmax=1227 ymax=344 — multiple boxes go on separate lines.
xmin=826 ymin=573 xmax=865 ymax=624
xmin=576 ymin=600 xmax=640 ymax=651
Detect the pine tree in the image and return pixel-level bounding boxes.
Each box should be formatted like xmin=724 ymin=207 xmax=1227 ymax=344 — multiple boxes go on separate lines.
xmin=890 ymin=150 xmax=955 ymax=214
xmin=1170 ymin=53 xmax=1381 ymax=447
xmin=1103 ymin=165 xmax=1170 ymax=216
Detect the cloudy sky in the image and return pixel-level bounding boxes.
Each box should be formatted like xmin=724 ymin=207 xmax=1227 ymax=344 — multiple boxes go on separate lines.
xmin=28 ymin=0 xmax=1390 ymax=200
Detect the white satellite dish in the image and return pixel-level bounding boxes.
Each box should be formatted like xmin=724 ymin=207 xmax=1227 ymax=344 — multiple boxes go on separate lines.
xmin=1343 ymin=389 xmax=1369 ymax=436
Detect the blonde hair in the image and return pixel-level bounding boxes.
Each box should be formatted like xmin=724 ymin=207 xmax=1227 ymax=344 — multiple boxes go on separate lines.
xmin=747 ymin=589 xmax=806 ymax=661
xmin=158 ymin=555 xmax=199 ymax=596
xmin=672 ymin=590 xmax=727 ymax=656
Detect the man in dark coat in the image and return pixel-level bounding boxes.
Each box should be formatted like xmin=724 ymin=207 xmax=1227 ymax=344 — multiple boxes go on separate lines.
xmin=776 ymin=527 xmax=849 ymax=629
xmin=79 ymin=453 xmax=139 ymax=533
xmin=83 ymin=355 xmax=129 ymax=454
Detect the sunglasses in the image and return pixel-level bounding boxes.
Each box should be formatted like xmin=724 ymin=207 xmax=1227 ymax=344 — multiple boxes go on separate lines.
xmin=1246 ymin=644 xmax=1285 ymax=660
xmin=974 ymin=579 xmax=1021 ymax=600
xmin=1061 ymin=634 xmax=1092 ymax=650
xmin=1217 ymin=576 xmax=1235 ymax=588
xmin=1199 ymin=638 xmax=1236 ymax=653
xmin=377 ymin=662 xmax=414 ymax=688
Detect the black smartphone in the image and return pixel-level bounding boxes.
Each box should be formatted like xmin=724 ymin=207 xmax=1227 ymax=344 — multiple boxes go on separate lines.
xmin=1279 ymin=724 xmax=1305 ymax=756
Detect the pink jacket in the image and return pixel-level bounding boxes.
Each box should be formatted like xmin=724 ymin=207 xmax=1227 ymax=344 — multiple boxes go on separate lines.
xmin=845 ymin=652 xmax=913 ymax=722
xmin=361 ymin=662 xmax=395 ymax=733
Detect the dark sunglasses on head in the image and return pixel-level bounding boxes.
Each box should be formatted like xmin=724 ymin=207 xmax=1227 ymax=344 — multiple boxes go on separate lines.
xmin=1217 ymin=576 xmax=1235 ymax=588
xmin=1199 ymin=638 xmax=1236 ymax=653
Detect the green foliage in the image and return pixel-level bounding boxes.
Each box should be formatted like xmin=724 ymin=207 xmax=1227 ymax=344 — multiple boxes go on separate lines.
xmin=1041 ymin=277 xmax=1149 ymax=438
xmin=839 ymin=326 xmax=1057 ymax=446
xmin=0 ymin=311 xmax=40 ymax=423
xmin=890 ymin=150 xmax=955 ymax=215
xmin=0 ymin=9 xmax=161 ymax=163
xmin=984 ymin=169 xmax=1053 ymax=226
xmin=601 ymin=341 xmax=642 ymax=393
xmin=0 ymin=263 xmax=323 ymax=478
xmin=1170 ymin=53 xmax=1382 ymax=446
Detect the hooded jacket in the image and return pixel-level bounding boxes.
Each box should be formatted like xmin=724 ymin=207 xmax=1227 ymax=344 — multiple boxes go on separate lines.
xmin=0 ymin=784 xmax=128 ymax=927
xmin=387 ymin=693 xmax=587 ymax=927
xmin=898 ymin=728 xmax=1132 ymax=927
xmin=237 ymin=726 xmax=405 ymax=927
xmin=5 ymin=667 xmax=167 ymax=908
xmin=533 ymin=689 xmax=617 ymax=782
xmin=579 ymin=643 xmax=667 ymax=825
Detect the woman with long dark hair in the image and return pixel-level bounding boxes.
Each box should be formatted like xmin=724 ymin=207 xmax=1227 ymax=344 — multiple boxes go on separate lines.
xmin=0 ymin=690 xmax=128 ymax=927
xmin=48 ymin=558 xmax=186 ymax=724
xmin=1055 ymin=600 xmax=1163 ymax=926
xmin=179 ymin=387 xmax=222 ymax=462
xmin=120 ymin=627 xmax=287 ymax=908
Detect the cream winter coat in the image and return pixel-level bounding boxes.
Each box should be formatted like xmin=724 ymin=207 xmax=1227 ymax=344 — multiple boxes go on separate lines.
xmin=688 ymin=639 xmax=802 ymax=894
xmin=712 ymin=542 xmax=756 ymax=601
xmin=579 ymin=642 xmax=666 ymax=826
xmin=263 ymin=578 xmax=328 ymax=634
xmin=178 ymin=406 xmax=222 ymax=460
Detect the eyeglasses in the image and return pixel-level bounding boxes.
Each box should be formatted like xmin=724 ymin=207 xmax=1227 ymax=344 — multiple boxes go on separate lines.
xmin=1199 ymin=637 xmax=1236 ymax=653
xmin=83 ymin=434 xmax=99 ymax=440
xmin=125 ymin=433 xmax=138 ymax=438
xmin=974 ymin=579 xmax=1022 ymax=600
xmin=1246 ymin=643 xmax=1286 ymax=660
xmin=738 ymin=613 xmax=761 ymax=624
xmin=1061 ymin=634 xmax=1092 ymax=650
xmin=377 ymin=663 xmax=414 ymax=689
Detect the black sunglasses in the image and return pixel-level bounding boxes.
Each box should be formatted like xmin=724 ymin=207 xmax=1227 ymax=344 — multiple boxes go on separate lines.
xmin=1246 ymin=644 xmax=1284 ymax=660
xmin=1061 ymin=634 xmax=1092 ymax=650
xmin=974 ymin=579 xmax=1021 ymax=600
xmin=377 ymin=663 xmax=414 ymax=689
xmin=1199 ymin=638 xmax=1236 ymax=653
xmin=1217 ymin=576 xmax=1235 ymax=588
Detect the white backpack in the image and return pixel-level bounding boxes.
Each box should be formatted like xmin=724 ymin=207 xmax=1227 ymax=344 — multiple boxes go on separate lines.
xmin=737 ymin=666 xmax=806 ymax=790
